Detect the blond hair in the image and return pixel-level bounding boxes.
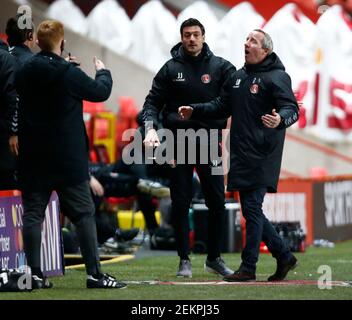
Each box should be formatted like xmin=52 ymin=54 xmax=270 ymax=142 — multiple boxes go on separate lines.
xmin=37 ymin=20 xmax=64 ymax=51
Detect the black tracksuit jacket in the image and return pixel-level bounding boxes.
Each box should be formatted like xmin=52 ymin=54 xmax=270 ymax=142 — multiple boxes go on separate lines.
xmin=9 ymin=44 xmax=34 ymax=136
xmin=0 ymin=48 xmax=17 ymax=173
xmin=192 ymin=53 xmax=299 ymax=192
xmin=142 ymin=42 xmax=235 ymax=134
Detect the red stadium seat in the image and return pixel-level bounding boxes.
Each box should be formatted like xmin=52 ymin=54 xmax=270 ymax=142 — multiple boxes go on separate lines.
xmin=94 ymin=118 xmax=110 ymax=140
xmin=83 ymin=101 xmax=105 ymax=114
xmin=309 ymin=167 xmax=328 ymax=178
xmin=0 ymin=33 xmax=7 ymax=44
xmin=115 ymin=96 xmax=139 ymax=160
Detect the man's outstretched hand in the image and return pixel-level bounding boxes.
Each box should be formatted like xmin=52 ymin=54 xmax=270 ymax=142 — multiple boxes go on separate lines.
xmin=94 ymin=56 xmax=106 ymax=71
xmin=143 ymin=128 xmax=160 ymax=147
xmin=178 ymin=106 xmax=193 ymax=120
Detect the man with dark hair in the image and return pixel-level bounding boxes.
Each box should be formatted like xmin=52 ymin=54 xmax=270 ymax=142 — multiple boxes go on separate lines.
xmin=0 ymin=42 xmax=17 ymax=190
xmin=179 ymin=29 xmax=299 ymax=282
xmin=5 ymin=14 xmax=36 ymax=157
xmin=179 ymin=18 xmax=205 ymax=42
xmin=143 ymin=18 xmax=236 ymax=278
xmin=6 ymin=14 xmax=34 ymax=52
xmin=16 ymin=20 xmax=126 ymax=289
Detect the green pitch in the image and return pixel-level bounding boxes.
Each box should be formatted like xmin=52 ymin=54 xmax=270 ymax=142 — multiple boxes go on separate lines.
xmin=1 ymin=240 xmax=351 ymax=300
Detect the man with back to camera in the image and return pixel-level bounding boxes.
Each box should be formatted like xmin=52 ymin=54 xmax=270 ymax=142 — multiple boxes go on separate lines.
xmin=6 ymin=13 xmax=80 ymax=157
xmin=15 ymin=19 xmax=126 ymax=289
xmin=179 ymin=29 xmax=299 ymax=282
xmin=3 ymin=13 xmax=36 ymax=171
xmin=142 ymin=18 xmax=236 ymax=278
xmin=0 ymin=38 xmax=17 ymax=190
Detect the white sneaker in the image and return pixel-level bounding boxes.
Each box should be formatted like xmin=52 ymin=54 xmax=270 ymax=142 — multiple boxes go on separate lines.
xmin=176 ymin=259 xmax=192 ymax=278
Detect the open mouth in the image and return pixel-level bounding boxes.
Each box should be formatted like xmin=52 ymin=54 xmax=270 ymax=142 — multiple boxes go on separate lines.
xmin=245 ymin=49 xmax=249 ymax=55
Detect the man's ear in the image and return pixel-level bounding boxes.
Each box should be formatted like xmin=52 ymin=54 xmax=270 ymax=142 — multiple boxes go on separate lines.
xmin=27 ymin=31 xmax=33 ymax=41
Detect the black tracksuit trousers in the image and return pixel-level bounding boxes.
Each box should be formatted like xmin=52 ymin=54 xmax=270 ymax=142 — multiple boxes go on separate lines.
xmin=170 ymin=162 xmax=225 ymax=261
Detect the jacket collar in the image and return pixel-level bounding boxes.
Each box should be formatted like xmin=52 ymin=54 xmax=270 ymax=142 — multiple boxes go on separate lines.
xmin=39 ymin=50 xmax=65 ymax=61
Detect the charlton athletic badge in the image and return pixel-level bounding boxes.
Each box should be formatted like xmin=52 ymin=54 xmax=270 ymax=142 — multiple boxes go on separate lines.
xmin=201 ymin=74 xmax=211 ymax=84
xmin=250 ymin=84 xmax=259 ymax=94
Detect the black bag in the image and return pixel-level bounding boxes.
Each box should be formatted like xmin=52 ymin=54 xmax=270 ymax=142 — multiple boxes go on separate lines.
xmin=150 ymin=228 xmax=176 ymax=250
xmin=0 ymin=269 xmax=32 ymax=292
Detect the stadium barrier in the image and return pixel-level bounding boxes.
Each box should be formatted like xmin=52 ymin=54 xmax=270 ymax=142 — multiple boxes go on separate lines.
xmin=0 ymin=191 xmax=63 ymax=277
xmin=263 ymin=175 xmax=352 ymax=245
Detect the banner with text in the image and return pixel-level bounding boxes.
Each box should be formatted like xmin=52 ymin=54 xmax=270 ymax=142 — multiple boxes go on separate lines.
xmin=0 ymin=193 xmax=63 ymax=277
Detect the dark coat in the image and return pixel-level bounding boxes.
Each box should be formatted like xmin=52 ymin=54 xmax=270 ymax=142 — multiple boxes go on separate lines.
xmin=0 ymin=49 xmax=17 ymax=173
xmin=9 ymin=44 xmax=33 ymax=67
xmin=9 ymin=44 xmax=34 ymax=136
xmin=16 ymin=51 xmax=112 ymax=190
xmin=192 ymin=53 xmax=299 ymax=193
xmin=142 ymin=42 xmax=235 ymax=132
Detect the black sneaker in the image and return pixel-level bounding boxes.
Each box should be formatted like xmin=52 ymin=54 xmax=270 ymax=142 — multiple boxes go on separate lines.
xmin=268 ymin=255 xmax=298 ymax=281
xmin=116 ymin=228 xmax=140 ymax=242
xmin=223 ymin=269 xmax=256 ymax=282
xmin=87 ymin=273 xmax=127 ymax=289
xmin=103 ymin=238 xmax=134 ymax=254
xmin=32 ymin=275 xmax=53 ymax=289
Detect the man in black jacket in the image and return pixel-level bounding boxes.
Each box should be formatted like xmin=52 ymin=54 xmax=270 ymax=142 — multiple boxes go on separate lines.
xmin=179 ymin=29 xmax=299 ymax=282
xmin=0 ymin=44 xmax=17 ymax=190
xmin=6 ymin=13 xmax=36 ymax=157
xmin=143 ymin=18 xmax=235 ymax=278
xmin=0 ymin=13 xmax=37 ymax=190
xmin=16 ymin=20 xmax=125 ymax=289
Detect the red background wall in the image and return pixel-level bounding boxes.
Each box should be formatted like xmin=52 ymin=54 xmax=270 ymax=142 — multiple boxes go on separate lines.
xmin=217 ymin=0 xmax=319 ymax=22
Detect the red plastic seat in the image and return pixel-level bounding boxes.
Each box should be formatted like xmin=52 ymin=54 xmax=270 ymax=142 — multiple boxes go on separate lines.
xmin=0 ymin=33 xmax=7 ymax=44
xmin=83 ymin=101 xmax=105 ymax=114
xmin=309 ymin=167 xmax=328 ymax=178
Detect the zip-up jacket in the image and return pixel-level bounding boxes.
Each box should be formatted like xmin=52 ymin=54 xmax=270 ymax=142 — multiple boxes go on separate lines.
xmin=143 ymin=42 xmax=235 ymax=133
xmin=192 ymin=53 xmax=299 ymax=192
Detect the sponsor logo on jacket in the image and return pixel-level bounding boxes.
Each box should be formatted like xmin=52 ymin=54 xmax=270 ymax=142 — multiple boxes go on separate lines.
xmin=201 ymin=74 xmax=211 ymax=84
xmin=233 ymin=79 xmax=241 ymax=88
xmin=174 ymin=72 xmax=185 ymax=82
xmin=250 ymin=84 xmax=259 ymax=94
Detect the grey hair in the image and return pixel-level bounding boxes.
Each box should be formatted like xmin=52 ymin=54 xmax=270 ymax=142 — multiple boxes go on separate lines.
xmin=253 ymin=29 xmax=273 ymax=54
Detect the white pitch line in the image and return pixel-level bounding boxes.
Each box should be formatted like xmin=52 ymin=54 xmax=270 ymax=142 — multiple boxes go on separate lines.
xmin=122 ymin=280 xmax=352 ymax=287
